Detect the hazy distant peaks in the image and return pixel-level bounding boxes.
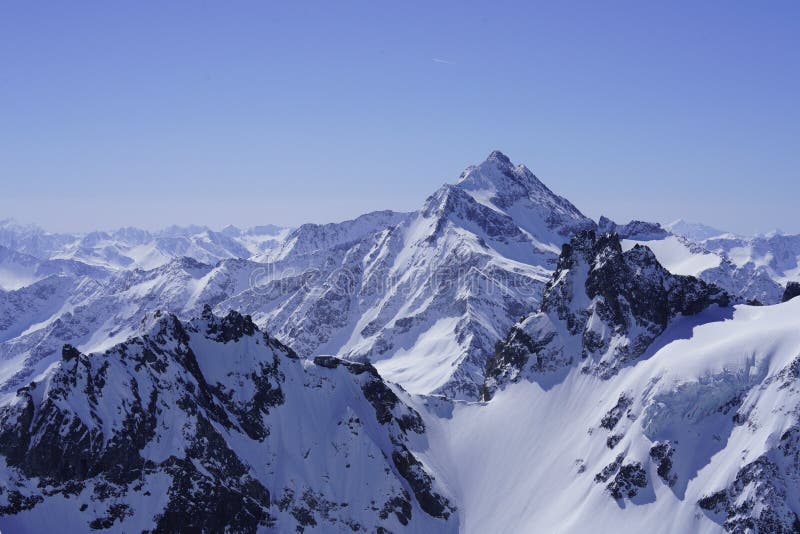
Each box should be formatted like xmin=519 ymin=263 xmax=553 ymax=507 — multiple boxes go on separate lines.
xmin=664 ymin=219 xmax=728 ymax=241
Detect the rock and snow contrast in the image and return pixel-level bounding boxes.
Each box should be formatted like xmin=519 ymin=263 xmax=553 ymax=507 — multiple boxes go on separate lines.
xmin=0 ymin=309 xmax=455 ymax=532
xmin=618 ymin=219 xmax=800 ymax=305
xmin=1 ymin=152 xmax=799 ymax=532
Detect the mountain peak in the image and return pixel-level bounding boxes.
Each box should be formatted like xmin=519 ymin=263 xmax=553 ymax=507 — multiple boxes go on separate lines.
xmin=457 ymin=151 xmax=530 ymax=193
xmin=485 ymin=150 xmax=513 ymax=167
xmin=451 ymin=152 xmax=593 ymax=240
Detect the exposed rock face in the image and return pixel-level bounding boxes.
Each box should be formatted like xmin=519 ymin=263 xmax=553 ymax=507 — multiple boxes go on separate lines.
xmin=698 ymin=426 xmax=800 ymax=533
xmin=606 ymin=462 xmax=648 ymax=500
xmin=649 ymin=441 xmax=677 ymax=487
xmin=600 ymin=394 xmax=633 ymax=431
xmin=782 ymin=281 xmax=800 ymax=302
xmin=484 ymin=231 xmax=729 ymax=396
xmin=0 ymin=310 xmax=455 ymax=532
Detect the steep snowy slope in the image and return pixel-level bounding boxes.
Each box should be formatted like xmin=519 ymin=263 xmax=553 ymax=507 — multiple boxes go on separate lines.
xmin=418 ymin=295 xmax=800 ymax=532
xmin=0 ymin=256 xmax=273 ymax=394
xmin=412 ymin=234 xmax=800 ymax=533
xmin=0 ymin=275 xmax=106 ymax=345
xmin=257 ymin=210 xmax=411 ymax=263
xmin=0 ymin=309 xmax=456 ymax=533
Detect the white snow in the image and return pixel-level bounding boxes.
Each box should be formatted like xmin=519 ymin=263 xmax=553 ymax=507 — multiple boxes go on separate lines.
xmin=623 ymin=236 xmax=721 ymax=276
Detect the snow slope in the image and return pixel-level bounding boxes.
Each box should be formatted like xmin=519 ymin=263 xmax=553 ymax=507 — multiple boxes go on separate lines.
xmin=414 ymin=297 xmax=800 ymax=533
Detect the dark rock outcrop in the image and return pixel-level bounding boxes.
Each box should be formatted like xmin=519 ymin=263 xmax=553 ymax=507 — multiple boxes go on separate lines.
xmin=782 ymin=281 xmax=800 ymax=303
xmin=697 ymin=425 xmax=800 ymax=533
xmin=598 ymin=216 xmax=669 ymax=240
xmin=484 ymin=231 xmax=729 ymax=396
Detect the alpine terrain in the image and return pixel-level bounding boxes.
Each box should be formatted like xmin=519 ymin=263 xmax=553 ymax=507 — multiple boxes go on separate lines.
xmin=1 ymin=153 xmax=799 ymax=533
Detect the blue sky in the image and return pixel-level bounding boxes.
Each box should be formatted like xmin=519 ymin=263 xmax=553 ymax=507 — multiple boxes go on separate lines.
xmin=1 ymin=1 xmax=798 ymax=234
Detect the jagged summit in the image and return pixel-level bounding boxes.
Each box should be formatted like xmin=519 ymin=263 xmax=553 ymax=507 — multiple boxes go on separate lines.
xmin=484 ymin=230 xmax=730 ymax=396
xmin=457 ymin=150 xmax=543 ymax=193
xmin=451 ymin=151 xmax=593 ymax=241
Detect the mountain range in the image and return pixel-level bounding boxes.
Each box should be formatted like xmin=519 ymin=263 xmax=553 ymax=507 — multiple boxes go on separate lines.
xmin=1 ymin=152 xmax=799 ymax=532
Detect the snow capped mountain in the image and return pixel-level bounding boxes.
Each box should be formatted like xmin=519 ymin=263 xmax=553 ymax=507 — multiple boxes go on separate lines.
xmin=0 ymin=151 xmax=589 ymax=400
xmin=0 ymin=246 xmax=109 ymax=292
xmin=4 ymin=152 xmax=799 ymax=402
xmin=454 ymin=150 xmax=593 ymax=244
xmin=0 ymin=219 xmax=78 ymax=260
xmin=0 ymin=309 xmax=455 ymax=532
xmin=232 ymin=151 xmax=595 ymax=398
xmin=258 ymin=210 xmax=411 ymax=263
xmin=0 ymin=247 xmax=40 ymax=291
xmin=1 ymin=151 xmax=586 ymax=400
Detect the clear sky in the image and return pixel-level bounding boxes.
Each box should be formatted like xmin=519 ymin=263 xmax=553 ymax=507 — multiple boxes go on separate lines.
xmin=1 ymin=1 xmax=798 ymax=235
